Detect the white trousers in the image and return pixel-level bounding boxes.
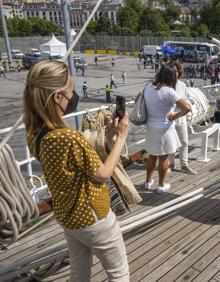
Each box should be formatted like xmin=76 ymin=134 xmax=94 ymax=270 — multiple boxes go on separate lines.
xmin=64 ymin=210 xmax=129 ymax=282
xmin=169 ymin=122 xmax=188 ymax=167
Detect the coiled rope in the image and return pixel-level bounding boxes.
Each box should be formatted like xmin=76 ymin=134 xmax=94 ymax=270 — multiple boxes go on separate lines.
xmin=0 ymin=142 xmax=39 ymax=245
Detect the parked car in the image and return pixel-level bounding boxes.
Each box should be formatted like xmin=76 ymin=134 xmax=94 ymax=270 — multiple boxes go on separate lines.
xmin=22 ymin=53 xmax=41 ymax=69
xmin=11 ymin=49 xmax=24 ymax=59
xmin=41 ymin=52 xmax=63 ymax=61
xmin=73 ymin=56 xmax=88 ymax=70
xmin=31 ymin=48 xmax=41 ymax=56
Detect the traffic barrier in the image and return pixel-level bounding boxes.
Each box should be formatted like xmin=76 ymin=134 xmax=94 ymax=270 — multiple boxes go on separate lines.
xmin=97 ymin=49 xmax=107 ymax=54
xmin=85 ymin=49 xmax=95 ymax=54
xmin=107 ymin=49 xmax=118 ymax=55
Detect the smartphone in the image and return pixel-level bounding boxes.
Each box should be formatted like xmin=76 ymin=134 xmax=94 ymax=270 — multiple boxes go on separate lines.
xmin=116 ymin=95 xmax=125 ymax=120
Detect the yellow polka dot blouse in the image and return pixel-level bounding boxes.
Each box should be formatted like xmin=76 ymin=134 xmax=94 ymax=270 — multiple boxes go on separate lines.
xmin=27 ymin=128 xmax=110 ymax=229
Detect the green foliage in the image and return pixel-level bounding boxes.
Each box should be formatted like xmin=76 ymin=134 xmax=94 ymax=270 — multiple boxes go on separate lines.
xmin=139 ymin=29 xmax=154 ymax=36
xmin=140 ymin=8 xmax=169 ymax=34
xmin=112 ymin=25 xmax=136 ymax=36
xmin=197 ymin=24 xmax=209 ymax=37
xmin=117 ymin=6 xmax=140 ymax=32
xmin=87 ymin=21 xmax=98 ymax=35
xmin=179 ymin=25 xmax=191 ymax=36
xmin=200 ymin=1 xmax=220 ymax=35
xmin=0 ymin=17 xmax=62 ymax=37
xmin=96 ymin=14 xmax=111 ymax=34
xmin=163 ymin=4 xmax=181 ymax=25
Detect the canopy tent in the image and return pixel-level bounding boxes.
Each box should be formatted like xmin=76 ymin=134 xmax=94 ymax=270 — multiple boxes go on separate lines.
xmin=40 ymin=35 xmax=67 ymax=57
xmin=162 ymin=42 xmax=177 ymax=55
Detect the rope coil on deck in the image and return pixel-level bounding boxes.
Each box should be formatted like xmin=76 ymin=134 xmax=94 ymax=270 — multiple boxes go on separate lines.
xmin=0 ymin=142 xmax=39 ymax=245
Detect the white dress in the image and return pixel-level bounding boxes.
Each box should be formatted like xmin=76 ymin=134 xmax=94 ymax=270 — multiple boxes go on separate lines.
xmin=144 ymin=84 xmax=181 ymax=156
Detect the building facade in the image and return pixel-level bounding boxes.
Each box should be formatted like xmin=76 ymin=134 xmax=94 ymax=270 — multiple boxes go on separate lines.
xmin=22 ymin=2 xmax=63 ymax=27
xmin=68 ymin=1 xmax=122 ymax=30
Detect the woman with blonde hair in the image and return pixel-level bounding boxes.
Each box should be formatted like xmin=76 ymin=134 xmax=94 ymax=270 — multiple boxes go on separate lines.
xmin=23 ymin=60 xmax=129 ymax=282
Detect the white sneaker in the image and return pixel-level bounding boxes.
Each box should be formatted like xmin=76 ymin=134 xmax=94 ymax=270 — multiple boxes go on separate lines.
xmin=157 ymin=183 xmax=171 ymax=193
xmin=144 ymin=179 xmax=154 ymax=190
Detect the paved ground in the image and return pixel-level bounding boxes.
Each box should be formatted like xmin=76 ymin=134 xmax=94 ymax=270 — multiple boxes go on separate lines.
xmin=0 ymin=54 xmax=206 ymax=129
xmin=0 ymin=54 xmax=208 ymax=162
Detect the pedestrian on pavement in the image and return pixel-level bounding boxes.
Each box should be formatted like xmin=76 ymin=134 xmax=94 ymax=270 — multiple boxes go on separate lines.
xmin=110 ymin=74 xmax=117 ymax=89
xmin=104 ymin=84 xmax=112 ymax=103
xmin=0 ymin=65 xmax=6 ymax=78
xmin=122 ymin=71 xmax=127 ymax=83
xmin=94 ymin=56 xmax=98 ymax=66
xmin=81 ymin=67 xmax=85 ymax=76
xmin=111 ymin=57 xmax=115 ymax=67
xmin=137 ymin=61 xmax=141 ymax=71
xmin=82 ymin=81 xmax=88 ymax=98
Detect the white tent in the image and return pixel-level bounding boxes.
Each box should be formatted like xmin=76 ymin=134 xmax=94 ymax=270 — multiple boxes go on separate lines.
xmin=40 ymin=35 xmax=66 ymax=57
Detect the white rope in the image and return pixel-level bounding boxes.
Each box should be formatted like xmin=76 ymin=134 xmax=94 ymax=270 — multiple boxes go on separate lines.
xmin=0 ymin=143 xmax=39 ymax=245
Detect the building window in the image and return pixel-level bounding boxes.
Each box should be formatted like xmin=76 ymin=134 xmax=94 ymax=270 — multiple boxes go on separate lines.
xmin=31 ymin=12 xmax=34 ymax=17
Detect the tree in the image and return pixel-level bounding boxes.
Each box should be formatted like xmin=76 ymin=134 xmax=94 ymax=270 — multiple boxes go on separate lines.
xmin=200 ymin=1 xmax=220 ymax=35
xmin=158 ymin=0 xmax=172 ymax=8
xmin=117 ymin=6 xmax=140 ymax=32
xmin=0 ymin=17 xmax=62 ymax=37
xmin=179 ymin=25 xmax=191 ymax=36
xmin=163 ymin=4 xmax=181 ymax=26
xmin=197 ymin=24 xmax=209 ymax=37
xmin=96 ymin=14 xmax=111 ymax=34
xmin=140 ymin=8 xmax=170 ymax=34
xmin=87 ymin=21 xmax=97 ymax=35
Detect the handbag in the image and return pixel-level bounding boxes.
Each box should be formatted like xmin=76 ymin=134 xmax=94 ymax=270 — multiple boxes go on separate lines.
xmin=130 ymin=88 xmax=147 ymax=126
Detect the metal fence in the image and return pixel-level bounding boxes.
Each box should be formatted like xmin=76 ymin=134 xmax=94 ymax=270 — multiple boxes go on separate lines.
xmin=0 ymin=35 xmax=210 ymax=54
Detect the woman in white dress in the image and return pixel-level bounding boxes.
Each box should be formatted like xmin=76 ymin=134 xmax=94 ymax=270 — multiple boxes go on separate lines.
xmin=144 ymin=63 xmax=191 ymax=193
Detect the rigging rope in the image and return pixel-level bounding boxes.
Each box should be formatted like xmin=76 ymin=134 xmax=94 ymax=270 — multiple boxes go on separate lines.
xmin=0 ymin=143 xmax=39 ymax=245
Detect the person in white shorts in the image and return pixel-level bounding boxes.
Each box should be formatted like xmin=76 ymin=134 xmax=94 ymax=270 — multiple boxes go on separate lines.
xmin=169 ymin=61 xmax=197 ymax=175
xmin=144 ymin=63 xmax=191 ymax=193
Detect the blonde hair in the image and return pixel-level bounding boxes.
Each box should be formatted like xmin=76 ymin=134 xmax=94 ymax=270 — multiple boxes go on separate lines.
xmin=23 ymin=60 xmax=72 ymax=135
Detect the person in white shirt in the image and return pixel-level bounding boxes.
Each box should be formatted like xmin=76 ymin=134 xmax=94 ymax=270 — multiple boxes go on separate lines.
xmin=110 ymin=74 xmax=117 ymax=89
xmin=169 ymin=61 xmax=197 ymax=175
xmin=144 ymin=64 xmax=191 ymax=193
xmin=122 ymin=71 xmax=127 ymax=83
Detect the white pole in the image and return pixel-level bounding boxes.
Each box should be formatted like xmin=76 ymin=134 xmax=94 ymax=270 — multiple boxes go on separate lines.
xmin=120 ymin=187 xmax=204 ymax=227
xmin=121 ymin=194 xmax=203 ymax=233
xmin=120 ymin=185 xmax=219 ymax=233
xmin=63 ymin=0 xmax=104 ymax=61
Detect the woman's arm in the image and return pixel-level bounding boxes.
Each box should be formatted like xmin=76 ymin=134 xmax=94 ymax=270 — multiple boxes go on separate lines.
xmin=167 ymin=98 xmax=191 ymax=121
xmin=94 ymin=113 xmax=129 ymax=183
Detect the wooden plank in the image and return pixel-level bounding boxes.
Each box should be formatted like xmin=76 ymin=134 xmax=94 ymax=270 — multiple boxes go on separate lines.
xmin=174 ymin=267 xmax=200 ymax=282
xmin=192 ymin=256 xmax=220 ymax=282
xmin=0 ymin=227 xmax=63 ymax=262
xmin=92 ymin=195 xmax=220 ymax=281
xmin=134 ymin=217 xmax=220 ymax=281
xmin=214 ymin=271 xmax=220 ymax=282
xmin=193 ymin=242 xmax=220 ymax=272
xmin=155 ymin=235 xmax=220 ymax=281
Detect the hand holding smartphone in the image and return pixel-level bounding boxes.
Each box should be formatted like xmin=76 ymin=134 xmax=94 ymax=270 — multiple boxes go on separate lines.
xmin=116 ymin=95 xmax=126 ymax=120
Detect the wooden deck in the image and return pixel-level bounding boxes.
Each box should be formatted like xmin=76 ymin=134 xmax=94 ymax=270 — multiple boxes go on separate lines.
xmin=1 ymin=136 xmax=220 ymax=282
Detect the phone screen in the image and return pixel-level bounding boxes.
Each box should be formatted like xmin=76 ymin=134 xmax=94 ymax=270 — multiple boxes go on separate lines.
xmin=116 ymin=95 xmax=125 ymax=120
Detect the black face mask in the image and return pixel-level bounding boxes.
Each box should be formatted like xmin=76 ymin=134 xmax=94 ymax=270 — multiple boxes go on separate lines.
xmin=60 ymin=90 xmax=79 ymax=115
